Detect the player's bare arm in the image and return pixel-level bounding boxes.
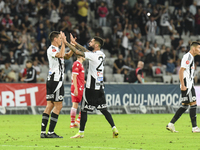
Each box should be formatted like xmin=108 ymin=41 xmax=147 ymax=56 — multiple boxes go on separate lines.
xmin=55 ymin=31 xmax=65 ymax=58
xmin=65 ymin=41 xmax=85 ymax=57
xmin=64 ymin=50 xmax=73 ymax=60
xmin=179 ymin=67 xmax=187 ymax=91
xmin=70 ymin=33 xmax=89 ymax=52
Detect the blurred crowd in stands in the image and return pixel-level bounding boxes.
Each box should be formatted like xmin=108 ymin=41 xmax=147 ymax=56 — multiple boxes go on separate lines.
xmin=1 ymin=0 xmax=200 ymax=84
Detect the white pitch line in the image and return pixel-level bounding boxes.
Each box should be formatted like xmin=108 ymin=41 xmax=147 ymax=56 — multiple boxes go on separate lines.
xmin=0 ymin=145 xmax=143 ymax=150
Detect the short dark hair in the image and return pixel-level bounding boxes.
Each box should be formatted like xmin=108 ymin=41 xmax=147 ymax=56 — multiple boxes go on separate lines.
xmin=49 ymin=31 xmax=60 ymax=42
xmin=190 ymin=42 xmax=200 ymax=48
xmin=94 ymin=36 xmax=104 ymax=48
xmin=26 ymin=60 xmax=32 ymax=64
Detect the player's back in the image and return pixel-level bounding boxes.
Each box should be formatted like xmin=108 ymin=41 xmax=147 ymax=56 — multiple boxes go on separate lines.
xmin=85 ymin=50 xmax=105 ymax=90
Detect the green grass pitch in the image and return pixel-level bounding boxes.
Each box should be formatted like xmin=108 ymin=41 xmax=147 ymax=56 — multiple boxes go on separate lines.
xmin=0 ymin=114 xmax=200 ymax=150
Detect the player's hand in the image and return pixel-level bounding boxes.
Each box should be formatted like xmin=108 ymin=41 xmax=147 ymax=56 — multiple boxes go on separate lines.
xmin=181 ymin=85 xmax=187 ymax=91
xmin=70 ymin=33 xmax=77 ymax=45
xmin=60 ymin=31 xmax=67 ymax=43
xmin=74 ymin=88 xmax=78 ymax=96
xmin=21 ymin=77 xmax=25 ymax=82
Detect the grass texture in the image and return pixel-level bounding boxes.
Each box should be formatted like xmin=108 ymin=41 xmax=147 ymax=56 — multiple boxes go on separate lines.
xmin=0 ymin=114 xmax=200 ymax=150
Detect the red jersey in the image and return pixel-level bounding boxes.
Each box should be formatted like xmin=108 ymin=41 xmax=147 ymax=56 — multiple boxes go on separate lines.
xmin=71 ymin=60 xmax=85 ymax=94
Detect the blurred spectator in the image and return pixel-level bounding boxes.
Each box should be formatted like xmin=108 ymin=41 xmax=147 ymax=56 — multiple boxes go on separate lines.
xmin=79 ymin=21 xmax=89 ymax=46
xmin=27 ymin=0 xmax=37 ymax=17
xmin=97 ymin=2 xmax=108 ymax=27
xmin=168 ymin=19 xmax=178 ymax=36
xmin=160 ymin=44 xmax=166 ymax=54
xmin=152 ymin=42 xmax=160 ymax=53
xmin=133 ymin=23 xmax=141 ymax=39
xmin=123 ymin=69 xmax=129 ymax=82
xmin=129 ymin=61 xmax=144 ymax=83
xmin=0 ymin=0 xmax=5 ymax=14
xmin=12 ymin=15 xmax=21 ymax=31
xmin=170 ymin=35 xmax=181 ymax=50
xmin=144 ymin=41 xmax=151 ymax=55
xmin=1 ymin=13 xmax=14 ymax=31
xmin=161 ymin=47 xmax=173 ymax=65
xmin=184 ymin=7 xmax=194 ymax=36
xmin=36 ymin=23 xmax=47 ymax=42
xmin=178 ymin=46 xmax=186 ymax=60
xmin=2 ymin=0 xmax=11 ymax=14
xmin=175 ymin=59 xmax=181 ymax=74
xmin=113 ymin=54 xmax=125 ymax=74
xmin=32 ymin=60 xmax=45 ymax=82
xmin=102 ymin=37 xmax=118 ymax=56
xmin=160 ymin=6 xmax=169 ymax=35
xmin=77 ymin=0 xmax=89 ymax=23
xmin=145 ymin=48 xmax=157 ymax=75
xmin=4 ymin=62 xmax=16 ymax=82
xmin=166 ymin=58 xmax=175 ymax=75
xmin=174 ymin=9 xmax=184 ymax=37
xmin=0 ymin=30 xmax=11 ymax=45
xmin=115 ymin=0 xmax=128 ymax=21
xmin=120 ymin=30 xmax=129 ymax=57
xmin=145 ymin=16 xmax=157 ymax=44
xmin=151 ymin=7 xmax=161 ymax=34
xmin=132 ymin=39 xmax=143 ymax=62
xmin=0 ymin=69 xmax=7 ymax=82
xmin=139 ymin=8 xmax=149 ymax=36
xmin=14 ymin=36 xmax=27 ymax=64
xmin=189 ymin=1 xmax=197 ymax=16
xmin=125 ymin=56 xmax=135 ymax=68
xmin=156 ymin=50 xmax=162 ymax=64
xmin=173 ymin=0 xmax=183 ymax=10
xmin=20 ymin=14 xmax=32 ymax=32
xmin=5 ymin=51 xmax=16 ymax=64
xmin=21 ymin=60 xmax=37 ymax=83
xmin=195 ymin=8 xmax=200 ymax=35
xmin=125 ymin=24 xmax=134 ymax=42
xmin=49 ymin=0 xmax=61 ymax=28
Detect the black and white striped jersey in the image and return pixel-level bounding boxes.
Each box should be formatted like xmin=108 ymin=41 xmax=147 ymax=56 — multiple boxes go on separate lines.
xmin=181 ymin=52 xmax=195 ymax=93
xmin=84 ymin=50 xmax=105 ymax=90
xmin=47 ymin=45 xmax=64 ymax=82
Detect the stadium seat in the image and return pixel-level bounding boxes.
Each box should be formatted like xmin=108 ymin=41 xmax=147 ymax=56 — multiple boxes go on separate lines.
xmin=39 ymin=73 xmax=47 ymax=83
xmin=171 ymin=75 xmax=179 ymax=84
xmin=10 ymin=64 xmax=20 ymax=72
xmin=40 ymin=65 xmax=49 ymax=73
xmin=104 ymin=66 xmax=113 ymax=74
xmin=105 ymin=74 xmax=115 ymax=82
xmin=152 ymin=66 xmax=166 ymax=77
xmin=155 ymin=36 xmax=164 ymax=45
xmin=102 ymin=27 xmax=112 ymax=37
xmin=107 ymin=57 xmax=116 ymax=67
xmin=113 ymin=74 xmax=124 ymax=83
xmin=163 ymin=75 xmax=172 ymax=84
xmin=103 ymin=49 xmax=111 ymax=58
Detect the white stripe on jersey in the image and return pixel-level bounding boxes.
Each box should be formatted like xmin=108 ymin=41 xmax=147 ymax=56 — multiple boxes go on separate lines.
xmin=84 ymin=50 xmax=105 ymax=90
xmin=180 ymin=52 xmax=194 ymax=93
xmin=47 ymin=45 xmax=64 ymax=81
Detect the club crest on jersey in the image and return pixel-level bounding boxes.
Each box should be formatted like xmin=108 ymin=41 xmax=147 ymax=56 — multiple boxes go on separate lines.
xmin=52 ymin=49 xmax=56 ymax=52
xmin=186 ymin=60 xmax=189 ymax=64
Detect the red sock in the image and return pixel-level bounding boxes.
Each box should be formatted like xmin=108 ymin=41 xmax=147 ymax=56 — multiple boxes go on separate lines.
xmin=76 ymin=111 xmax=81 ymax=123
xmin=70 ymin=107 xmax=77 ymax=125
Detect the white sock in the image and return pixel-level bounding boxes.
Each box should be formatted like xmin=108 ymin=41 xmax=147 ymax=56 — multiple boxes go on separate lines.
xmin=112 ymin=126 xmax=116 ymax=129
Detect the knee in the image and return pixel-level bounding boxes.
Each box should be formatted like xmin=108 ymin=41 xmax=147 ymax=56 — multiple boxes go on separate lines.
xmin=55 ymin=103 xmax=63 ymax=111
xmin=181 ymin=103 xmax=189 ymax=110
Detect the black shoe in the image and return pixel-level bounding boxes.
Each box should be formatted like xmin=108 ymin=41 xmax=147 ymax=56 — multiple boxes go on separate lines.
xmin=40 ymin=133 xmax=48 ymax=138
xmin=47 ymin=133 xmax=63 ymax=138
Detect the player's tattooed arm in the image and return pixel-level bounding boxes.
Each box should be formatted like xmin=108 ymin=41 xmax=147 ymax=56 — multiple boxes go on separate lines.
xmin=75 ymin=43 xmax=89 ymax=52
xmin=65 ymin=42 xmax=85 ymax=57
xmin=70 ymin=33 xmax=89 ymax=52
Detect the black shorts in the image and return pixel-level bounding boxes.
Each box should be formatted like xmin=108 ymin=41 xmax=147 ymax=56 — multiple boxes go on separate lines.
xmin=81 ymin=88 xmax=107 ymax=112
xmin=46 ymin=80 xmax=64 ymax=102
xmin=181 ymin=86 xmax=196 ymax=104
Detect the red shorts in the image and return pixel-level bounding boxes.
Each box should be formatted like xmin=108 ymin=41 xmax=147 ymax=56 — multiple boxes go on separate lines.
xmin=71 ymin=90 xmax=84 ymax=103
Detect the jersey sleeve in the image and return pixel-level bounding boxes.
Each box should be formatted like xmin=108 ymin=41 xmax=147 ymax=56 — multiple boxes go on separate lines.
xmin=137 ymin=69 xmax=142 ymax=75
xmin=84 ymin=52 xmax=95 ymax=61
xmin=181 ymin=55 xmax=190 ymax=69
xmin=72 ymin=62 xmax=80 ymax=75
xmin=48 ymin=47 xmax=57 ymax=58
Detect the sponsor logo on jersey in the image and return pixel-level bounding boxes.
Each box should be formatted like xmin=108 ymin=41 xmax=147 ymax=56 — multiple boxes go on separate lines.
xmin=186 ymin=60 xmax=189 ymax=64
xmin=52 ymin=49 xmax=56 ymax=52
